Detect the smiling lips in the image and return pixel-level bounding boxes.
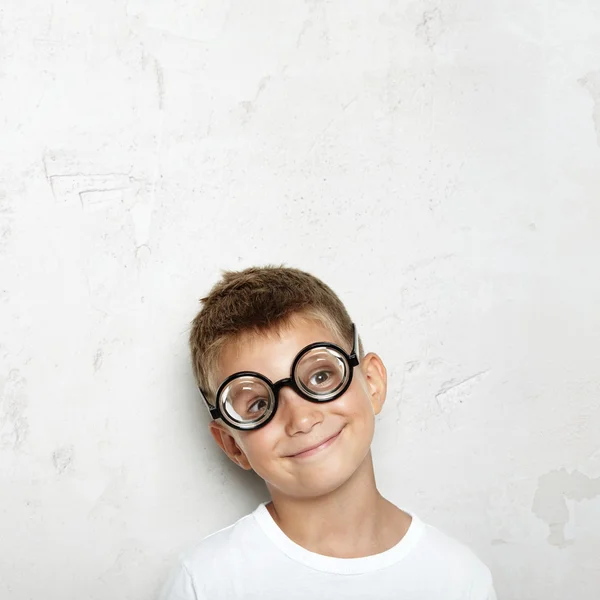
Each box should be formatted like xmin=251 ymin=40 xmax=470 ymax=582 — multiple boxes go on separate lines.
xmin=287 ymin=428 xmax=344 ymax=459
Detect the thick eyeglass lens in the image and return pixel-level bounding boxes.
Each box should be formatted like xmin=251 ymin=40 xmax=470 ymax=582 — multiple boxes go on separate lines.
xmin=220 ymin=376 xmax=273 ymax=424
xmin=294 ymin=347 xmax=348 ymax=399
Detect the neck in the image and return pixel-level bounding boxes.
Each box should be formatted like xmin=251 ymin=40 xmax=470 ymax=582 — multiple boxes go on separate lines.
xmin=265 ymin=451 xmax=411 ymax=558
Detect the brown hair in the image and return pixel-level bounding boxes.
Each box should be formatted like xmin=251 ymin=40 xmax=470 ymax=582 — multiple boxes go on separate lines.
xmin=189 ymin=265 xmax=362 ymax=401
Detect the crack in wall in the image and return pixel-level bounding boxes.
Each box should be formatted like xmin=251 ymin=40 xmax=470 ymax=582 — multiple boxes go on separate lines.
xmin=435 ymin=370 xmax=490 ymax=412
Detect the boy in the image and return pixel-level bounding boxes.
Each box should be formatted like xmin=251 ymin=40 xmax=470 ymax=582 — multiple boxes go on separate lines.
xmin=160 ymin=266 xmax=496 ymax=599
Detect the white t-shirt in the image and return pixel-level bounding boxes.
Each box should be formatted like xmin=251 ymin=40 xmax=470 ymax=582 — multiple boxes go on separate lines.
xmin=160 ymin=503 xmax=496 ymax=600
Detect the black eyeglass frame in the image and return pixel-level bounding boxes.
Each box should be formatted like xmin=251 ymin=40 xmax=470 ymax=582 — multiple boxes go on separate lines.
xmin=198 ymin=324 xmax=360 ymax=431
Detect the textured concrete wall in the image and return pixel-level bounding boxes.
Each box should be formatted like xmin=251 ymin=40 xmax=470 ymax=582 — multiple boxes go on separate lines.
xmin=1 ymin=1 xmax=599 ymax=598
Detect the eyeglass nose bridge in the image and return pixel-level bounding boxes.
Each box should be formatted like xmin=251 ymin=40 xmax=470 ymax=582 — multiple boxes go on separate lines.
xmin=271 ymin=376 xmax=313 ymax=403
xmin=270 ymin=375 xmax=343 ymax=405
xmin=271 ymin=377 xmax=294 ymax=397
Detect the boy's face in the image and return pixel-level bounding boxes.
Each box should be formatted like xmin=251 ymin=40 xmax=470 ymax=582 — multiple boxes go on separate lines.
xmin=209 ymin=316 xmax=387 ymax=499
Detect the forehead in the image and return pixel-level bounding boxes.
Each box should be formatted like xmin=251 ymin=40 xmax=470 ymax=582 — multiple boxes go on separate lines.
xmin=216 ymin=317 xmax=342 ymax=383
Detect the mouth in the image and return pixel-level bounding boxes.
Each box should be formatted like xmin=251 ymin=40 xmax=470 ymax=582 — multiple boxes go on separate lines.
xmin=287 ymin=428 xmax=344 ymax=459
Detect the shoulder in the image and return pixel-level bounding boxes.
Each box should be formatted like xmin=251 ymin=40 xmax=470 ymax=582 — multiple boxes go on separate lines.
xmin=419 ymin=520 xmax=484 ymax=563
xmin=183 ymin=508 xmax=260 ymax=573
xmin=159 ymin=508 xmax=261 ymax=600
xmin=415 ymin=518 xmax=494 ymax=593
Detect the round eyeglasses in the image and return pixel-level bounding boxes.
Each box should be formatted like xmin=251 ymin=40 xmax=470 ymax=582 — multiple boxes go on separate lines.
xmin=199 ymin=325 xmax=359 ymax=431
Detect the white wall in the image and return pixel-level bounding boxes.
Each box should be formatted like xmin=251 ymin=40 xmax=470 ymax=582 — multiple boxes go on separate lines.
xmin=1 ymin=1 xmax=599 ymax=598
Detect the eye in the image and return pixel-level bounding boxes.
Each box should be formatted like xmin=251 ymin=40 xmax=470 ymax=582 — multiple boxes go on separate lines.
xmin=309 ymin=370 xmax=332 ymax=387
xmin=247 ymin=397 xmax=269 ymax=414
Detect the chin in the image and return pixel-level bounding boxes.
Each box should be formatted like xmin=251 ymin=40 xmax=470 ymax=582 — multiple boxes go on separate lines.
xmin=307 ymin=476 xmax=354 ymax=498
xmin=282 ymin=454 xmax=368 ymax=499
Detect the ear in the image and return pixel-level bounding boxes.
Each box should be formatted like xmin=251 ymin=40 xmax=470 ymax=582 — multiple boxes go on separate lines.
xmin=209 ymin=421 xmax=252 ymax=470
xmin=359 ymin=352 xmax=387 ymax=415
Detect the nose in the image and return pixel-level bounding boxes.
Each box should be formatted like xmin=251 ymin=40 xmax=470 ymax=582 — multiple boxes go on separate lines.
xmin=277 ymin=386 xmax=324 ymax=436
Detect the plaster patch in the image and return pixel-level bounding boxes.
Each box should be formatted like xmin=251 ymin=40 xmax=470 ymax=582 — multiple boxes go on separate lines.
xmin=296 ymin=17 xmax=313 ymax=48
xmin=416 ymin=6 xmax=444 ymax=49
xmin=130 ymin=201 xmax=154 ymax=251
xmin=305 ymin=95 xmax=358 ymax=157
xmin=93 ymin=349 xmax=104 ymax=373
xmin=0 ymin=188 xmax=12 ymax=254
xmin=240 ymin=76 xmax=271 ymax=123
xmin=532 ymin=469 xmax=600 ymax=547
xmin=96 ymin=542 xmax=149 ymax=590
xmin=79 ymin=188 xmax=125 ymax=208
xmin=135 ymin=244 xmax=152 ymax=265
xmin=153 ymin=57 xmax=165 ymax=110
xmin=295 ymin=0 xmax=320 ymax=45
xmin=0 ymin=369 xmax=28 ymax=450
xmin=52 ymin=445 xmax=74 ymax=474
xmin=579 ymin=71 xmax=600 ymax=147
xmin=48 ymin=173 xmax=130 ymax=207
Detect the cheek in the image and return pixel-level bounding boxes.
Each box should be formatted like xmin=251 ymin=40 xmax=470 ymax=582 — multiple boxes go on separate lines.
xmin=335 ymin=383 xmax=374 ymax=419
xmin=236 ymin=429 xmax=278 ymax=468
xmin=334 ymin=390 xmax=377 ymax=444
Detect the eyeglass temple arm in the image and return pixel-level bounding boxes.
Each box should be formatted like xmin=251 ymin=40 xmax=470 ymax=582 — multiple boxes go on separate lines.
xmin=199 ymin=387 xmax=220 ymax=420
xmin=349 ymin=323 xmax=359 ymax=366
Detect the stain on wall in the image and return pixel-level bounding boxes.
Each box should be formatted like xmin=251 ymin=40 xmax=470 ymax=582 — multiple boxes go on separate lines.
xmin=579 ymin=70 xmax=600 ymax=147
xmin=532 ymin=468 xmax=600 ymax=547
